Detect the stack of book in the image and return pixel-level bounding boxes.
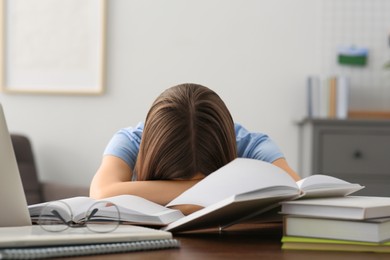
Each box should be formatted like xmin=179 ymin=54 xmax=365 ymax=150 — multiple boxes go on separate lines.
xmin=280 ymin=196 xmax=390 ymax=253
xmin=306 ymin=75 xmax=349 ymax=119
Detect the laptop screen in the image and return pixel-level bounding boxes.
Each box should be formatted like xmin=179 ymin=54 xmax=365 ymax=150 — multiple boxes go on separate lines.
xmin=0 ymin=103 xmax=32 ymax=227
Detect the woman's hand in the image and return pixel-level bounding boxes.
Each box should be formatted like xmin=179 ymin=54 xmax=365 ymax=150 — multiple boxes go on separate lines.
xmin=272 ymin=158 xmax=301 ymax=181
xmin=169 ymin=204 xmax=204 ymax=215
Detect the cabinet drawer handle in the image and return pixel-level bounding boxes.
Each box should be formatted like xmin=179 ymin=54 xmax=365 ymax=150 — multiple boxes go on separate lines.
xmin=353 ymin=150 xmax=363 ymax=159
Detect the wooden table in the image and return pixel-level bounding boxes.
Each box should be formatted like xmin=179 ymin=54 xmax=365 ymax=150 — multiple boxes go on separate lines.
xmin=60 ymin=223 xmax=390 ymax=259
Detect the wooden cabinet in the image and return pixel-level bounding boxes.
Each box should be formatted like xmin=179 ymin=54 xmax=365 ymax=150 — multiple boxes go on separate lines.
xmin=298 ymin=119 xmax=390 ymax=196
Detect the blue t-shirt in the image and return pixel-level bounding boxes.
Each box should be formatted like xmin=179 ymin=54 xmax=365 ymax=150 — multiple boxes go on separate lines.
xmin=104 ymin=122 xmax=284 ymax=175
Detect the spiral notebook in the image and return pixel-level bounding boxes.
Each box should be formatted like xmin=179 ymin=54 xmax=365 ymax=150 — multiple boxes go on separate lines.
xmin=0 ymin=238 xmax=180 ymax=260
xmin=0 ymin=103 xmax=180 ymax=258
xmin=0 ymin=226 xmax=180 ymax=259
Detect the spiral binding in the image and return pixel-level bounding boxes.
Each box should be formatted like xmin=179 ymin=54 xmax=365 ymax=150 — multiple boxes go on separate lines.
xmin=0 ymin=239 xmax=180 ymax=259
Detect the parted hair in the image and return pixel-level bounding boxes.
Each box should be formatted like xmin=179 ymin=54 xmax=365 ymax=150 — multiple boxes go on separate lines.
xmin=135 ymin=83 xmax=237 ymax=181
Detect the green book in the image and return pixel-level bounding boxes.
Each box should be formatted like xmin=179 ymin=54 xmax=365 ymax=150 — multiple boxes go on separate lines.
xmin=282 ymin=236 xmax=390 ymax=253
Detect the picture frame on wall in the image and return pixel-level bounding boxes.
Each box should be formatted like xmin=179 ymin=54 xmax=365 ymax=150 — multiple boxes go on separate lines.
xmin=0 ymin=0 xmax=106 ymax=95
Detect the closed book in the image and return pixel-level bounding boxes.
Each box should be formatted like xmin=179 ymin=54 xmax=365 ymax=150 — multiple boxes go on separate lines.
xmin=319 ymin=77 xmax=329 ymax=118
xmin=282 ymin=236 xmax=390 ymax=253
xmin=307 ymin=76 xmax=321 ymax=118
xmin=336 ymin=76 xmax=349 ymax=119
xmin=284 ymin=216 xmax=390 ymax=243
xmin=280 ymin=196 xmax=390 ymax=220
xmin=328 ymin=77 xmax=337 ymax=118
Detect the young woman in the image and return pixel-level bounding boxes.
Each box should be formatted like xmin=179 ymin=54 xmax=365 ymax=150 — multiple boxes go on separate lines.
xmin=90 ymin=83 xmax=300 ymax=214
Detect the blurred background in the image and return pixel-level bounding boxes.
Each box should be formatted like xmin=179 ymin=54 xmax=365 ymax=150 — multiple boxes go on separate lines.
xmin=1 ymin=0 xmax=389 ymax=188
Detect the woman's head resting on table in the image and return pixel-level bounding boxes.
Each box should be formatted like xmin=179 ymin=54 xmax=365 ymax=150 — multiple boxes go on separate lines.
xmin=135 ymin=83 xmax=237 ymax=181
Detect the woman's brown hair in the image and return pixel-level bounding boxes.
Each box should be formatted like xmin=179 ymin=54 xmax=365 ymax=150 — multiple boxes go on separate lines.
xmin=135 ymin=83 xmax=237 ymax=181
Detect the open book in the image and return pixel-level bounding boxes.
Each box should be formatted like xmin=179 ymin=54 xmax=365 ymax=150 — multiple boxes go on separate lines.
xmin=28 ymin=158 xmax=363 ymax=232
xmin=162 ymin=158 xmax=363 ymax=232
xmin=28 ymin=195 xmax=185 ymax=226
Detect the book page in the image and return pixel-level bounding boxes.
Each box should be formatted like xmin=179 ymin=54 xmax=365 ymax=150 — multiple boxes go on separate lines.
xmin=297 ymin=175 xmax=364 ymax=198
xmin=69 ymin=195 xmax=184 ymax=223
xmin=29 ymin=195 xmax=184 ymax=225
xmin=167 ymin=158 xmax=298 ymax=207
xmin=60 ymin=196 xmax=96 ymax=210
xmin=102 ymin=195 xmax=182 ymax=216
xmin=297 ymin=174 xmax=351 ymax=189
xmin=28 ymin=197 xmax=95 ymax=217
xmin=28 ymin=196 xmax=96 ymax=223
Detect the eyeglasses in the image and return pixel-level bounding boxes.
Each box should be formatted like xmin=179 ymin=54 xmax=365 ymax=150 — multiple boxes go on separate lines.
xmin=37 ymin=200 xmax=121 ymax=233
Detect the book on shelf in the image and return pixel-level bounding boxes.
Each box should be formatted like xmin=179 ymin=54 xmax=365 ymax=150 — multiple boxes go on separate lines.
xmin=307 ymin=76 xmax=321 ymax=118
xmin=280 ymin=196 xmax=390 ymax=220
xmin=336 ymin=76 xmax=349 ymax=119
xmin=29 ymin=158 xmax=364 ymax=233
xmin=328 ymin=77 xmax=337 ymax=118
xmin=306 ymin=75 xmax=349 ymax=119
xmin=281 ymin=236 xmax=390 ymax=253
xmin=283 ymin=215 xmax=390 ymax=243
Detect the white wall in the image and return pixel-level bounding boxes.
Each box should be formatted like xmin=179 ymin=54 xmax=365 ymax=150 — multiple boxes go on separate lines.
xmin=0 ymin=0 xmax=322 ymax=187
xmin=320 ymin=0 xmax=390 ymax=111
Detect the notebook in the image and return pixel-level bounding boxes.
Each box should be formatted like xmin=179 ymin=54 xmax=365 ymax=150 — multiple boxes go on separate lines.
xmin=0 ymin=103 xmax=179 ymax=258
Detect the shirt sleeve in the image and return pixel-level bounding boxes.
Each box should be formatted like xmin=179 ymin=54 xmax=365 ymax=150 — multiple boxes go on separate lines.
xmin=235 ymin=123 xmax=284 ymax=163
xmin=103 ymin=122 xmax=144 ymax=170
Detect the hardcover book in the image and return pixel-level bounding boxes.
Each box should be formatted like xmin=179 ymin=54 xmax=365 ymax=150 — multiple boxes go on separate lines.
xmin=282 ymin=236 xmax=390 ymax=253
xmin=283 ymin=215 xmax=390 ymax=243
xmin=280 ymin=196 xmax=390 ymax=220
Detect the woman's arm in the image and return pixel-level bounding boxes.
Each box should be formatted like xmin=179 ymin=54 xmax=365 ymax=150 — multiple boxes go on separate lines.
xmin=89 ymin=155 xmax=202 ymax=205
xmin=272 ymin=158 xmax=301 ymax=181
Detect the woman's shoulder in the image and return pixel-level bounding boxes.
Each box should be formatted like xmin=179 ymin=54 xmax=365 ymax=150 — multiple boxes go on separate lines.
xmin=234 ymin=122 xmax=245 ymax=131
xmin=112 ymin=122 xmax=144 ymax=144
xmin=118 ymin=122 xmax=144 ymax=134
xmin=234 ymin=122 xmax=256 ymax=138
